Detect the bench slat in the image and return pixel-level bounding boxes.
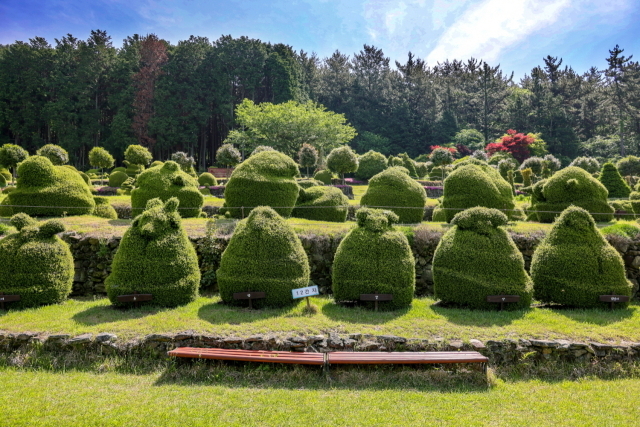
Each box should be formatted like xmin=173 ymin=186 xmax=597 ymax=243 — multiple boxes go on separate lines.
xmin=117 ymin=294 xmax=153 ymax=303
xmin=168 ymin=347 xmax=325 ymax=365
xmin=327 ymin=351 xmax=488 ymax=365
xmin=233 ymin=292 xmax=266 ymax=300
xmin=360 ymin=294 xmax=393 ymax=301
xmin=0 ymin=295 xmax=20 ymax=303
xmin=486 ymin=295 xmax=521 ymax=303
xmin=599 ymin=295 xmax=630 ymax=302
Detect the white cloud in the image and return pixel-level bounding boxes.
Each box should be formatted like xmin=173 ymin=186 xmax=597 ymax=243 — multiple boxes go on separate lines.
xmin=426 ymin=0 xmax=572 ymax=64
xmin=384 ymin=2 xmax=407 ymax=34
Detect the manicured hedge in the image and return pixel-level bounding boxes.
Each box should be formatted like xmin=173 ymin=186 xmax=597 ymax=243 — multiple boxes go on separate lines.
xmin=131 ymin=161 xmax=204 ymax=218
xmin=109 ymin=171 xmax=129 ymax=187
xmin=198 ymin=172 xmax=218 ymax=186
xmin=314 ymin=169 xmax=335 ymax=185
xmin=222 ymin=151 xmax=301 ymax=218
xmin=216 ymin=206 xmax=310 ymax=308
xmin=332 ymin=208 xmax=415 ymax=310
xmin=530 ymin=206 xmax=632 ymax=308
xmin=361 ymin=166 xmax=427 ymax=224
xmin=598 ymin=162 xmax=631 ymax=198
xmin=0 ymin=213 xmax=73 ymax=308
xmin=92 ymin=196 xmax=117 ymax=219
xmin=355 ymin=150 xmax=388 ymax=180
xmin=529 ymin=166 xmax=614 ymax=222
xmin=441 ymin=160 xmax=515 ymax=222
xmin=297 ymin=178 xmax=324 ymax=189
xmin=0 ymin=156 xmax=95 ymax=217
xmin=106 ymin=198 xmax=200 ymax=307
xmin=432 ymin=207 xmax=533 ymax=310
xmin=292 ymin=185 xmax=349 ymax=222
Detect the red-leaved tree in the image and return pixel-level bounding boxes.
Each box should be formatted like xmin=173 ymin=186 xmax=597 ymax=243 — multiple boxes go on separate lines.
xmin=485 ymin=129 xmax=533 ymax=162
xmin=430 ymin=145 xmax=457 ymax=155
xmin=132 ymin=34 xmax=167 ymax=148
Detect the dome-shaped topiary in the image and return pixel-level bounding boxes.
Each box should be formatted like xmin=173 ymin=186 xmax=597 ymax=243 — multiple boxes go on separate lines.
xmin=292 ymin=185 xmax=349 ymax=222
xmin=216 ymin=206 xmax=310 ymax=308
xmin=1 ymin=156 xmax=95 ymax=217
xmin=198 ymin=172 xmax=217 ymax=186
xmin=106 ymin=197 xmax=200 ymax=307
xmin=399 ymin=153 xmax=418 ymax=178
xmin=531 ymin=206 xmax=633 ymax=308
xmin=441 ymin=162 xmax=515 ymax=222
xmin=0 ymin=213 xmax=73 ymax=308
xmin=361 ymin=166 xmax=427 ymax=224
xmin=598 ymin=162 xmax=631 ymax=198
xmin=314 ymin=169 xmax=335 ymax=184
xmin=131 ymin=161 xmax=203 ymax=218
xmin=432 ymin=207 xmax=533 ymax=309
xmin=529 ymin=166 xmax=614 ymax=222
xmin=124 ymin=144 xmax=152 ymax=166
xmin=36 ymin=144 xmax=69 ymax=166
xmin=355 ymin=150 xmax=388 ymax=181
xmin=78 ymin=171 xmax=91 ymax=186
xmin=222 ymin=151 xmax=300 ymax=218
xmin=109 ymin=170 xmax=129 ymax=187
xmin=112 ymin=167 xmax=126 ymax=174
xmin=332 ymin=208 xmax=415 ymax=309
xmin=150 ymin=160 xmax=164 ymax=168
xmin=297 ymin=178 xmax=324 ymax=189
xmin=92 ymin=196 xmax=117 ymax=219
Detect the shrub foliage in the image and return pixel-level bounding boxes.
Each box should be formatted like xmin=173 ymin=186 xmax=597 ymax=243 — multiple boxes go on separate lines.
xmin=361 ymin=166 xmax=427 ymax=223
xmin=598 ymin=162 xmax=631 ymax=198
xmin=355 ymin=150 xmax=388 ymax=181
xmin=292 ymin=185 xmax=349 ymax=222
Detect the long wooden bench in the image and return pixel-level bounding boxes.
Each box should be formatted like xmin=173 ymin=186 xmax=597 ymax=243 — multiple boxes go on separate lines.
xmin=168 ymin=347 xmax=325 ymax=365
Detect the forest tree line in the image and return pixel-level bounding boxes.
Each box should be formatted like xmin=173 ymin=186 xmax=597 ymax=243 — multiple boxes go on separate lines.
xmin=0 ymin=30 xmax=639 ymax=169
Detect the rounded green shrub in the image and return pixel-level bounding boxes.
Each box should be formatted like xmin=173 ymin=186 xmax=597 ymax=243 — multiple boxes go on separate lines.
xmin=297 ymin=178 xmax=324 ymax=189
xmin=0 ymin=213 xmax=73 ymax=308
xmin=630 ymin=186 xmax=640 ymax=216
xmin=428 ymin=166 xmax=450 ymax=180
xmin=1 ymin=156 xmax=95 ymax=217
xmin=88 ymin=146 xmax=115 ymax=172
xmin=251 ymin=145 xmax=276 ymax=156
xmin=361 ymin=167 xmax=427 ymax=224
xmin=0 ymin=174 xmax=6 ymax=188
xmin=292 ymin=186 xmax=349 ymax=222
xmin=93 ymin=196 xmax=117 ymax=219
xmin=531 ymin=206 xmax=633 ymax=308
xmin=217 ymin=206 xmax=310 ymax=308
xmin=616 ymin=156 xmax=640 ymax=177
xmin=355 ymin=150 xmax=388 ymax=181
xmin=598 ymin=162 xmax=631 ymax=198
xmin=109 ymin=171 xmax=129 ymax=187
xmin=198 ymin=172 xmax=217 ymax=186
xmin=78 ymin=171 xmax=91 ymax=186
xmin=332 ymin=208 xmax=415 ymax=310
xmin=529 ymin=166 xmax=614 ymax=222
xmin=432 ymin=207 xmax=533 ymax=309
xmin=0 ymin=167 xmax=12 ymax=182
xmin=570 ymin=156 xmax=600 ymax=174
xmin=222 ymin=151 xmax=300 ymax=219
xmin=112 ymin=167 xmax=126 ymax=174
xmin=131 ymin=161 xmax=204 ymax=218
xmin=124 ymin=161 xmax=145 ymax=178
xmin=314 ymin=169 xmax=334 ymax=184
xmin=327 ymin=146 xmax=359 ymax=182
xmin=36 ymin=144 xmax=69 ymax=165
xmin=150 ymin=160 xmax=164 ymax=168
xmin=415 ymin=162 xmax=429 ymax=178
xmin=106 ymin=198 xmax=200 ymax=307
xmin=432 ymin=206 xmax=446 ymax=222
xmin=399 ymin=153 xmax=418 ymax=178
xmin=441 ymin=162 xmax=515 ymax=222
xmin=124 ymin=144 xmax=152 ymax=166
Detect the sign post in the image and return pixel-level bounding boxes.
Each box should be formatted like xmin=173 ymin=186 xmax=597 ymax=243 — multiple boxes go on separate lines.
xmin=292 ymin=285 xmax=319 ymax=308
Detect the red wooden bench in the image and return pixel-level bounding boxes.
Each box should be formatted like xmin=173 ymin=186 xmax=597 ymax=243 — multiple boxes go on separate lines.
xmin=167 ymin=347 xmax=325 ymax=365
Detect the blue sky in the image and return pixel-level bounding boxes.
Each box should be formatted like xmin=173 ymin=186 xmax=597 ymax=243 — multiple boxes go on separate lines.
xmin=1 ymin=0 xmax=639 ymax=80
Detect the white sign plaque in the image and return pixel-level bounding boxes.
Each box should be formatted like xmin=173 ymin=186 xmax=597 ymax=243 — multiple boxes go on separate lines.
xmin=292 ymin=285 xmax=319 ymax=299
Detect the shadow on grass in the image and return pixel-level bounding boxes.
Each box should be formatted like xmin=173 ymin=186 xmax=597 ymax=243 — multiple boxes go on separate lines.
xmin=197 ymin=301 xmax=295 ymax=325
xmin=321 ymin=301 xmax=410 ymax=324
xmin=430 ymin=303 xmax=529 ymax=327
xmin=545 ymin=304 xmax=636 ymax=326
xmin=72 ymin=304 xmax=160 ymax=326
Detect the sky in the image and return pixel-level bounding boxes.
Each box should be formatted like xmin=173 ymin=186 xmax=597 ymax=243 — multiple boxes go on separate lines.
xmin=1 ymin=0 xmax=639 ymax=80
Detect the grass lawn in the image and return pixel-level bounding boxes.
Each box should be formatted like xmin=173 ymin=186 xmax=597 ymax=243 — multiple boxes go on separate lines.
xmin=1 ymin=365 xmax=639 ymax=426
xmin=1 ymin=296 xmax=639 ymax=343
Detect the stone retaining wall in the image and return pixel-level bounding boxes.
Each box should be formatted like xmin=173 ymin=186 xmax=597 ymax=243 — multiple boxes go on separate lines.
xmin=1 ymin=331 xmax=638 ymax=366
xmin=61 ymin=230 xmax=640 ymax=300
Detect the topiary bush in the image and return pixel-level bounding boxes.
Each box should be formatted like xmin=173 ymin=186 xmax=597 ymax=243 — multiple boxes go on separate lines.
xmin=198 ymin=172 xmax=217 ymax=186
xmin=441 ymin=162 xmax=515 ymax=222
xmin=216 ymin=143 xmax=242 ymax=168
xmin=361 ymin=166 xmax=427 ymax=224
xmin=292 ymin=185 xmax=349 ymax=222
xmin=131 ymin=161 xmax=204 ymax=218
xmin=399 ymin=153 xmax=418 ymax=178
xmin=570 ymin=156 xmax=600 ymax=174
xmin=88 ymin=146 xmax=115 ymax=174
xmin=415 ymin=162 xmax=428 ymax=178
xmin=297 ymin=178 xmax=324 ymax=189
xmin=598 ymin=162 xmax=631 ymax=198
xmin=327 ymin=145 xmax=359 ymax=183
xmin=92 ymin=196 xmax=117 ymax=219
xmin=0 ymin=174 xmax=5 ymax=188
xmin=332 ymin=208 xmax=415 ymax=310
xmin=217 ymin=206 xmax=310 ymax=308
xmin=432 ymin=207 xmax=533 ymax=310
xmin=222 ymin=151 xmax=300 ymax=219
xmin=529 ymin=166 xmax=614 ymax=222
xmin=124 ymin=161 xmax=145 ymax=178
xmin=1 ymin=156 xmax=95 ymax=217
xmin=314 ymin=169 xmax=334 ymax=184
xmin=616 ymin=155 xmax=640 ymax=177
xmin=297 ymin=143 xmax=318 ymax=177
xmin=124 ymin=144 xmax=153 ymax=167
xmin=106 ymin=198 xmax=199 ymax=307
xmin=0 ymin=213 xmax=73 ymax=308
xmin=112 ymin=167 xmax=126 ymax=174
xmin=78 ymin=171 xmax=91 ymax=186
xmin=0 ymin=167 xmax=12 ymax=182
xmin=109 ymin=170 xmax=129 ymax=187
xmin=36 ymin=144 xmax=69 ymax=165
xmin=531 ymin=206 xmax=633 ymax=308
xmin=251 ymin=145 xmax=276 ymax=157
xmin=0 ymin=143 xmax=29 ymax=182
xmin=432 ymin=206 xmax=446 ymax=222
xmin=150 ymin=161 xmax=164 ymax=168
xmin=355 ymin=150 xmax=388 ymax=181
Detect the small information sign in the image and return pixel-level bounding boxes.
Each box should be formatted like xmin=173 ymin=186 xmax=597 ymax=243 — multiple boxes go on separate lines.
xmin=292 ymin=285 xmax=319 ymax=299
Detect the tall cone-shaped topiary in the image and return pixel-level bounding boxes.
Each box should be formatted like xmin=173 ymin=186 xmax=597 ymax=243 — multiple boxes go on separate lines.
xmin=0 ymin=213 xmax=73 ymax=308
xmin=432 ymin=207 xmax=533 ymax=310
xmin=361 ymin=166 xmax=427 ymax=223
xmin=530 ymin=206 xmax=633 ymax=308
xmin=598 ymin=162 xmax=631 ymax=198
xmin=223 ymin=151 xmax=301 ymax=218
xmin=0 ymin=156 xmax=95 ymax=217
xmin=106 ymin=198 xmax=200 ymax=307
xmin=332 ymin=208 xmax=415 ymax=309
xmin=131 ymin=161 xmax=204 ymax=218
xmin=441 ymin=159 xmax=515 ymax=222
xmin=529 ymin=166 xmax=614 ymax=222
xmin=217 ymin=206 xmax=310 ymax=308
